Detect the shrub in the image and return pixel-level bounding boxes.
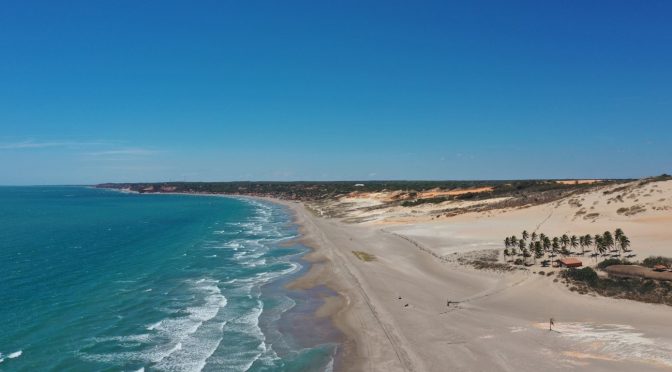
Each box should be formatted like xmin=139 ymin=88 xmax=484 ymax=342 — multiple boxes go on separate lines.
xmin=596 ymin=258 xmax=632 ymax=270
xmin=641 ymin=280 xmax=656 ymax=293
xmin=642 ymin=256 xmax=672 ymax=268
xmin=454 ymin=192 xmax=480 ymax=200
xmin=352 ymin=251 xmax=376 ymax=262
xmin=401 ymin=196 xmax=449 ymax=207
xmin=563 ymin=267 xmax=599 ymax=286
xmin=514 ymin=258 xmax=524 ymax=265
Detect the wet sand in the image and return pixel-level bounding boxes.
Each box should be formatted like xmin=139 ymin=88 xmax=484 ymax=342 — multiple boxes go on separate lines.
xmin=275 ymin=195 xmax=672 ymax=372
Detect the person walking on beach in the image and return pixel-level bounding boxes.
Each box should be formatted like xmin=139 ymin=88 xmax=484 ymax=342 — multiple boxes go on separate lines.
xmin=549 ymin=317 xmax=555 ymax=331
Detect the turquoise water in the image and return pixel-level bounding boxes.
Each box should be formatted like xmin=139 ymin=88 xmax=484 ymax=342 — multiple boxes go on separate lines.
xmin=0 ymin=187 xmax=338 ymax=371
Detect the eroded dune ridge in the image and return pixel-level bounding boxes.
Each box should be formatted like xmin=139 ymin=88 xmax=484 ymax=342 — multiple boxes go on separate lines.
xmin=293 ymin=178 xmax=672 ymax=371
xmin=309 ymin=178 xmax=669 ymax=226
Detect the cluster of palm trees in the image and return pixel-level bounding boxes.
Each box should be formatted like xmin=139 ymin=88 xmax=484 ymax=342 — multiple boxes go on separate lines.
xmin=502 ymin=229 xmax=633 ymax=265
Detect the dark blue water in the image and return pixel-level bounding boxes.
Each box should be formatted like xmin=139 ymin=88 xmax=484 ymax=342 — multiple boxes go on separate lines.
xmin=0 ymin=187 xmax=337 ymax=371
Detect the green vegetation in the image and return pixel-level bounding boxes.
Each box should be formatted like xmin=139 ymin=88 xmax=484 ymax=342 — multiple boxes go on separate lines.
xmin=560 ymin=254 xmax=672 ymax=306
xmin=352 ymin=251 xmax=376 ymax=262
xmin=561 ymin=267 xmax=672 ymax=305
xmin=96 ymin=179 xmax=622 ymax=202
xmin=503 ymin=228 xmax=634 ymax=266
xmin=401 ymin=196 xmax=449 ymax=207
xmin=642 ymin=256 xmax=672 ymax=268
xmin=563 ymin=267 xmax=599 ymax=285
xmin=596 ymin=258 xmax=633 ymax=270
xmin=637 ymin=173 xmax=672 ymax=187
xmin=99 ymin=180 xmax=506 ymax=200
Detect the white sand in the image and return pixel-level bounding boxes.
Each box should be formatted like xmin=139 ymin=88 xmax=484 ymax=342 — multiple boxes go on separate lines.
xmin=282 ymin=179 xmax=672 ymax=371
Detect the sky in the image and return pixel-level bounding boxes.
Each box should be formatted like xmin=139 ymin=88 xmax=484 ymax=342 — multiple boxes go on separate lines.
xmin=1 ymin=1 xmax=671 ymax=185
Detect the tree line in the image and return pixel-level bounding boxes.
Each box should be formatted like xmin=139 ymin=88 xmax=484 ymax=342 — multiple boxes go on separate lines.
xmin=503 ymin=228 xmax=633 ymax=265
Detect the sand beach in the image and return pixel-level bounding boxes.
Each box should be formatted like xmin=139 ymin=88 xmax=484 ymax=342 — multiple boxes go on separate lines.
xmin=279 ymin=179 xmax=672 ymax=371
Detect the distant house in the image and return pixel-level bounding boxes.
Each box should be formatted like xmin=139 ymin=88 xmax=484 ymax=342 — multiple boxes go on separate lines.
xmin=354 ymin=184 xmax=365 ymax=187
xmin=557 ymin=258 xmax=582 ymax=268
xmin=653 ymin=264 xmax=668 ymax=272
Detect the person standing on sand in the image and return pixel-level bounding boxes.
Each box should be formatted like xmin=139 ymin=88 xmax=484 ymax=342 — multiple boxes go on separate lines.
xmin=549 ymin=318 xmax=555 ymax=331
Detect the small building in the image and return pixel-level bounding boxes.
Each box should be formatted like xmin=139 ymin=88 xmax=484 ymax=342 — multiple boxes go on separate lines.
xmin=557 ymin=258 xmax=582 ymax=268
xmin=653 ymin=264 xmax=668 ymax=272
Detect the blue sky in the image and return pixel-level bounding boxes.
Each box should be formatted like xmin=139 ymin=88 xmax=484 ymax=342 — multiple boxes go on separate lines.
xmin=1 ymin=1 xmax=671 ymax=184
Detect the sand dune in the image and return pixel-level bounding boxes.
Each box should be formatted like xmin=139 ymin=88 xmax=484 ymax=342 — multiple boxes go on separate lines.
xmin=283 ymin=179 xmax=672 ymax=371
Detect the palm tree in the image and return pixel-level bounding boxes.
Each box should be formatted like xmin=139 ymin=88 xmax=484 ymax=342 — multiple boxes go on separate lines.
xmin=543 ymin=236 xmax=551 ymax=255
xmin=531 ymin=232 xmax=538 ymax=242
xmin=614 ymin=228 xmax=624 ymax=244
xmin=528 ymin=241 xmax=535 ymax=264
xmin=534 ymin=241 xmax=543 ymax=264
xmin=522 ymin=248 xmax=531 ymax=265
xmin=504 ymin=237 xmax=511 ymax=250
xmin=619 ymin=235 xmax=631 ymax=254
xmin=603 ymin=231 xmax=615 ymax=253
xmin=584 ymin=234 xmax=593 ymax=257
xmin=593 ymin=234 xmax=601 ymax=257
xmin=595 ymin=235 xmax=606 ymax=256
xmin=518 ymin=239 xmax=526 ymax=254
xmin=552 ymin=237 xmax=560 ymax=257
xmin=503 ymin=248 xmax=510 ymax=262
xmin=522 ymin=230 xmax=529 ymax=242
xmin=570 ymin=235 xmax=578 ymax=254
xmin=579 ymin=236 xmax=585 ymax=255
xmin=561 ymin=234 xmax=570 ymax=252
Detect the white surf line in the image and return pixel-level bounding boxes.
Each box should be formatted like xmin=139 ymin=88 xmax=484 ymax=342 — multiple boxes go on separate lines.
xmin=0 ymin=350 xmax=23 ymax=364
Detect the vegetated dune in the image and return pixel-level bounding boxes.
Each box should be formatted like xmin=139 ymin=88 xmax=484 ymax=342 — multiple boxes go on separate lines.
xmin=311 ymin=179 xmax=672 ymax=257
xmin=556 ymin=179 xmax=602 ymax=185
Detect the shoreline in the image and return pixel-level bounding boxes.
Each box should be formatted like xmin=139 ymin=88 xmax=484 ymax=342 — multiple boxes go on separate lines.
xmin=95 ymin=188 xmax=353 ymax=370
xmin=247 ymin=196 xmax=363 ymax=371
xmin=272 ymin=198 xmax=420 ymax=371
xmin=95 ymin=187 xmax=672 ymax=371
xmin=174 ymin=193 xmax=361 ymax=370
xmin=262 ymin=197 xmax=672 ymax=371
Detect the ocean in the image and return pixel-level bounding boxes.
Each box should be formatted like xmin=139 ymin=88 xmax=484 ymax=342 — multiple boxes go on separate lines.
xmin=0 ymin=186 xmax=339 ymax=371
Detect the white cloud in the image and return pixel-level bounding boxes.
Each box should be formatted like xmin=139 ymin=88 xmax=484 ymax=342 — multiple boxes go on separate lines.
xmin=87 ymin=148 xmax=158 ymax=156
xmin=0 ymin=140 xmax=107 ymax=149
xmin=0 ymin=139 xmax=159 ymax=158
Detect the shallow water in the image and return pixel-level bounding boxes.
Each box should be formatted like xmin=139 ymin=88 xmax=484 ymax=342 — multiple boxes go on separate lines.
xmin=0 ymin=187 xmax=338 ymax=371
